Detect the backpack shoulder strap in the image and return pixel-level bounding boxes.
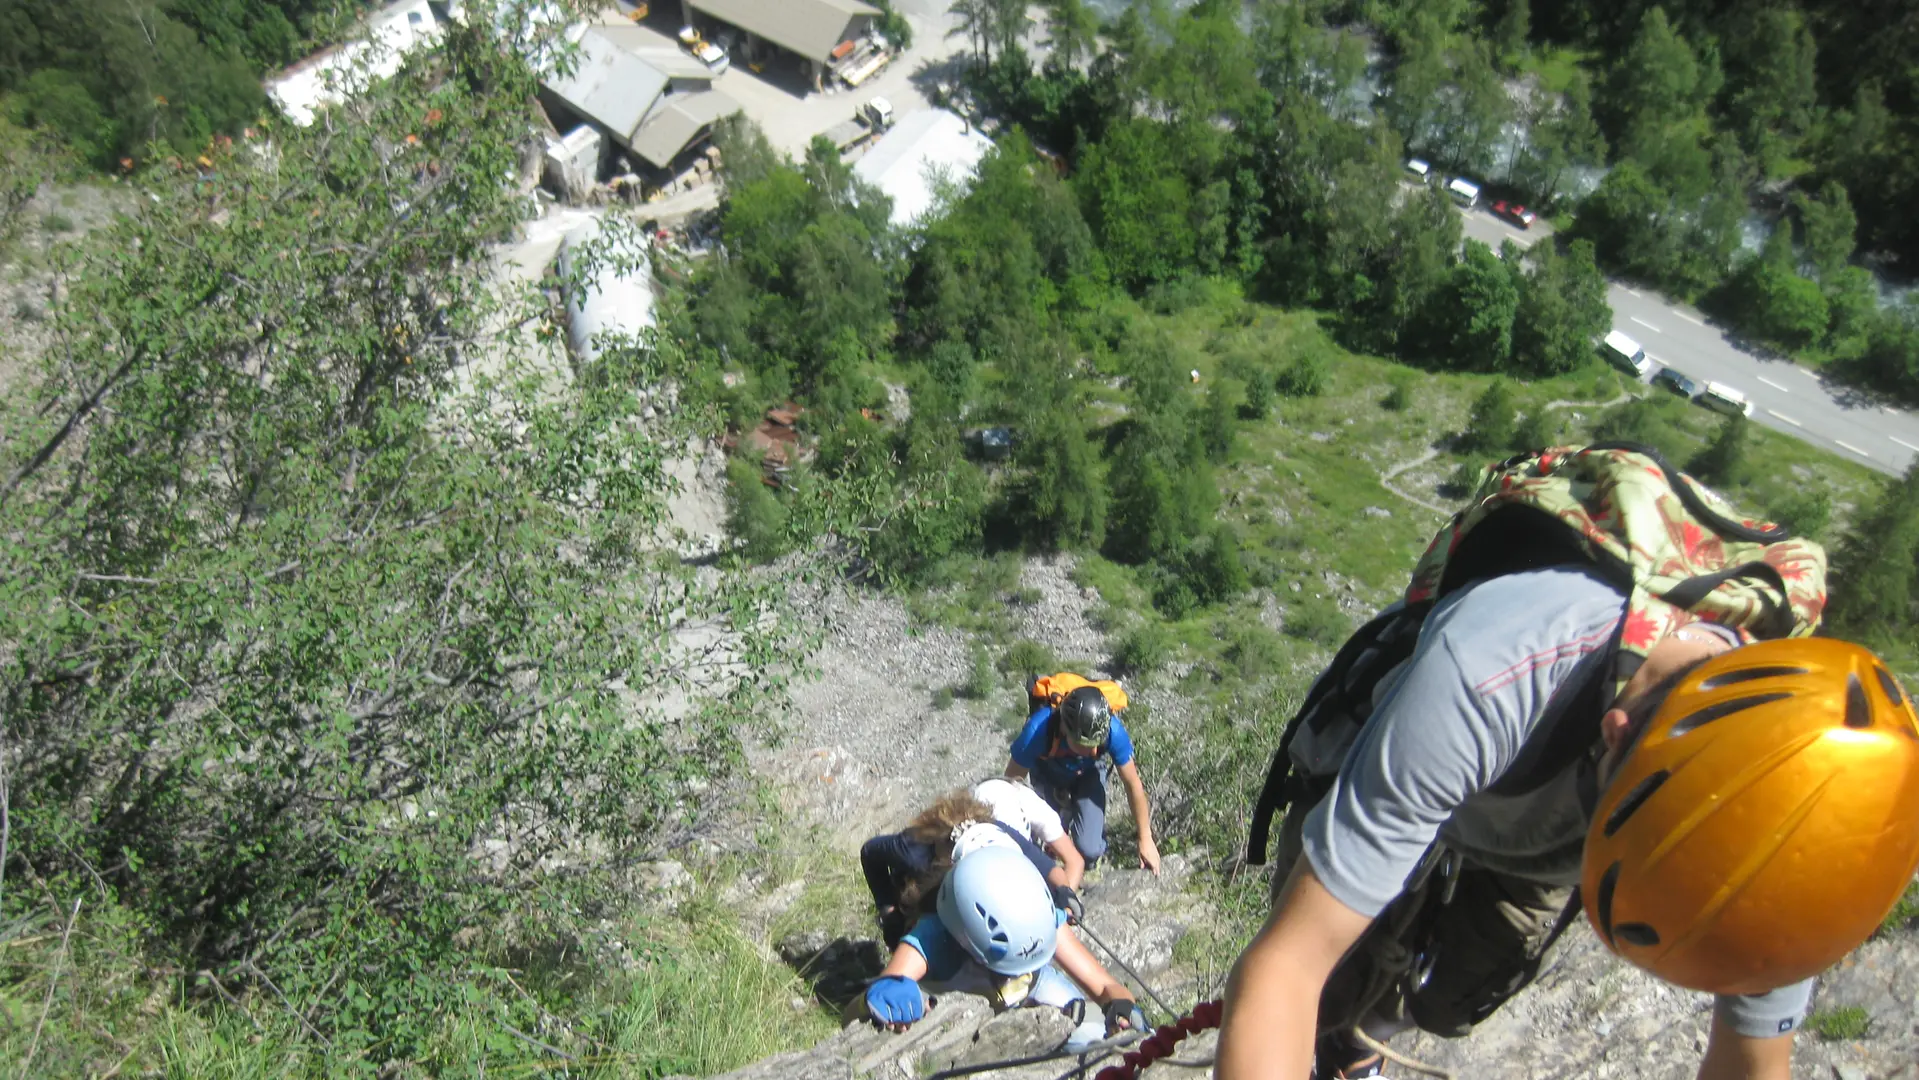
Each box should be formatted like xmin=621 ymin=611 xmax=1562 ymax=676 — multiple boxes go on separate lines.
xmin=1246 ymin=602 xmax=1430 ymax=865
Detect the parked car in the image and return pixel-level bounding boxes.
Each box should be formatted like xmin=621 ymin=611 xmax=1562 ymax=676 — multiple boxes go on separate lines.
xmin=1653 ymin=368 xmax=1699 ymax=398
xmin=1445 ymin=176 xmax=1481 ymax=208
xmin=1601 ymin=329 xmax=1652 ymax=379
xmin=1697 ymin=381 xmax=1753 ymax=417
xmin=1404 ymin=158 xmax=1432 ymax=183
xmin=678 ymin=26 xmax=729 ymax=73
xmin=1490 ymin=200 xmax=1537 ymax=229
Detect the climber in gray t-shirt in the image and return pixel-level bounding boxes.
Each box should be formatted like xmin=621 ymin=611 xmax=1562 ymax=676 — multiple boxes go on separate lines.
xmin=1224 ymin=566 xmax=1816 ymax=1079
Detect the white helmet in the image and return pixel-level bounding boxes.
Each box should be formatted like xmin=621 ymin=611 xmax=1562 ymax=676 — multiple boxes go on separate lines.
xmin=937 ymin=845 xmax=1058 ymax=976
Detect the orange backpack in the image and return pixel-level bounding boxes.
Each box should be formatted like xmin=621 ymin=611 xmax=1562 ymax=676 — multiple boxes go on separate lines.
xmin=1027 ymin=672 xmax=1129 ymax=714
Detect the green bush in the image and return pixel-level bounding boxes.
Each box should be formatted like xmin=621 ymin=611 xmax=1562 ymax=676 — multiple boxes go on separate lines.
xmin=1201 ymin=380 xmax=1239 ymax=462
xmin=1462 ymin=379 xmax=1518 ymax=453
xmin=726 ymin=456 xmax=790 ymax=561
xmin=1239 ymin=368 xmax=1274 ymax=419
xmin=1381 ymin=371 xmax=1415 ymax=411
xmin=960 ymin=645 xmax=998 ymax=699
xmin=1112 ymin=619 xmax=1175 ymax=675
xmin=1283 ymin=592 xmax=1351 ymax=646
xmin=1767 ymin=488 xmax=1833 ymax=540
xmin=1592 ymin=397 xmax=1692 ymax=462
xmin=1877 ymin=881 xmax=1919 ymax=937
xmin=1276 ymin=348 xmax=1331 ymax=397
xmin=1514 ymin=408 xmax=1560 ymax=449
xmin=1222 ymin=620 xmax=1285 ymax=681
xmin=1000 ymin=638 xmax=1060 ymax=677
xmin=1687 ymin=414 xmax=1750 ymax=486
xmin=1444 ymin=460 xmax=1486 ymax=498
xmin=42 ymin=212 xmax=74 ymax=233
xmin=1010 ymin=586 xmax=1044 ymax=606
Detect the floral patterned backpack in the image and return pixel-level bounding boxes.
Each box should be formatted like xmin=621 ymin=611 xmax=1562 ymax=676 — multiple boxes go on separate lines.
xmin=1247 ymin=441 xmax=1828 ymax=865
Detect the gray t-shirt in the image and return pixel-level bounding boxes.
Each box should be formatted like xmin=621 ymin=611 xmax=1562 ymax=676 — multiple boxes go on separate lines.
xmin=1301 ymin=566 xmax=1813 ymax=1038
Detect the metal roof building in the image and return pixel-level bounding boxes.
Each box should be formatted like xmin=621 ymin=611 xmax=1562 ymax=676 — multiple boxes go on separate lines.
xmin=684 ymin=0 xmax=880 ymax=65
xmin=852 ymin=109 xmax=995 ymax=226
xmin=540 ymin=26 xmax=740 ymax=170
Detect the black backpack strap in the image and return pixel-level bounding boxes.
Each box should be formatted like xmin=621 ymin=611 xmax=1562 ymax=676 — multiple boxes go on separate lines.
xmin=1246 ymin=603 xmax=1431 ymax=865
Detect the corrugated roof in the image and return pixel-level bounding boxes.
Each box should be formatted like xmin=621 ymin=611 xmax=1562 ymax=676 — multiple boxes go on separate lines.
xmin=630 ymin=90 xmax=741 ymax=168
xmin=589 ymin=24 xmax=716 ymax=80
xmin=544 ymin=28 xmax=670 ymax=143
xmin=687 ymin=0 xmax=879 ymax=63
xmin=852 ymin=109 xmax=994 ymax=225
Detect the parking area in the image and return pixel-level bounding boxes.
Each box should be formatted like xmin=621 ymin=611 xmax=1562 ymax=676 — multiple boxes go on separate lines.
xmin=609 ymin=2 xmax=967 ymax=159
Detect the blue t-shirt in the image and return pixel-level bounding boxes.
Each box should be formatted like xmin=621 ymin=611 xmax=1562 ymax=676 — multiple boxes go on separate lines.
xmin=901 ymin=908 xmax=1069 ymax=982
xmin=1009 ymin=706 xmax=1134 ymax=779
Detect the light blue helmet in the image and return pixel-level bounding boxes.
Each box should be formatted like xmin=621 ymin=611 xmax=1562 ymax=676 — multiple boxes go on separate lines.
xmin=937 ymin=845 xmax=1058 ymax=976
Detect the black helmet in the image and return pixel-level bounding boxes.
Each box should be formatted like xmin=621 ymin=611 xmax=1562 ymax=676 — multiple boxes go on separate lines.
xmin=1059 ymin=686 xmax=1112 ymax=748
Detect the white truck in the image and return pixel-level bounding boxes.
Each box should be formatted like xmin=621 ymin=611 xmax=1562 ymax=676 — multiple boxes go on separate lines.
xmin=1601 ymin=329 xmax=1652 ymax=379
xmin=823 ymin=97 xmax=895 ymax=153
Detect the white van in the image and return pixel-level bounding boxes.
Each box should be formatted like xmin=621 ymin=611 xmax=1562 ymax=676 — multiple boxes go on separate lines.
xmin=1405 ymin=158 xmax=1432 ymax=183
xmin=1601 ymin=330 xmax=1651 ymax=378
xmin=1697 ymin=381 xmax=1753 ymax=417
xmin=1445 ymin=177 xmax=1480 ymax=207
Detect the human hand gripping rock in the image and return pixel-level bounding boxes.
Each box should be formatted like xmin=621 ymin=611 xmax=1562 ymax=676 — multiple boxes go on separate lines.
xmin=865 ymin=975 xmax=924 ymax=1032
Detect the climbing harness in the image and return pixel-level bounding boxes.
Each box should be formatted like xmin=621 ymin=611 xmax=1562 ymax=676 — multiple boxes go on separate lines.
xmin=1071 ymin=919 xmax=1177 ymax=1021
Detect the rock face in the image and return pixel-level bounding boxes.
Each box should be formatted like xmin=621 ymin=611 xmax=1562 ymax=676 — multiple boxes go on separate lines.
xmin=748 ymin=567 xmax=1919 ymax=1080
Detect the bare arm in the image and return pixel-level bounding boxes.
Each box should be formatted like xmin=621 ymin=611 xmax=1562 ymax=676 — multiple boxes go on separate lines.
xmin=1054 ymin=925 xmax=1131 ymax=1006
xmin=1114 ymin=759 xmax=1160 ymax=874
xmin=1696 ymin=1013 xmax=1793 ymax=1080
xmin=1005 ymin=758 xmax=1029 ymax=781
xmin=870 ymin=942 xmax=931 ymax=1033
xmin=1048 ymin=836 xmax=1086 ymax=889
xmin=1216 ymin=859 xmax=1374 ymax=1080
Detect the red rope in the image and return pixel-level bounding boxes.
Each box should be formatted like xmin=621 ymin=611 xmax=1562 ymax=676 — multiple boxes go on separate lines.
xmin=1094 ymin=999 xmax=1223 ymax=1080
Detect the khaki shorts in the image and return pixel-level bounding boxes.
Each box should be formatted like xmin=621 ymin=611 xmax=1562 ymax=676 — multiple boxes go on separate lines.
xmin=1271 ymin=797 xmax=1575 ymax=1038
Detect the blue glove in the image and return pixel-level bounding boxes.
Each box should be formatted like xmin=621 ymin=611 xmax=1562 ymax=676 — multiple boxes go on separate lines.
xmin=866 ymin=975 xmax=925 ymax=1026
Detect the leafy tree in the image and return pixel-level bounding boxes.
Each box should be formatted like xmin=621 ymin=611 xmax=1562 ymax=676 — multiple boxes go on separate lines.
xmin=1827 ymin=462 xmax=1919 ymax=644
xmin=726 ymin=456 xmax=790 ymax=560
xmin=0 ymin=23 xmax=811 ymax=1057
xmin=1429 ymin=41 xmax=1513 ymax=176
xmin=1512 ymin=238 xmax=1612 ymax=375
xmin=1718 ymin=5 xmax=1817 ymax=178
xmin=1687 ymin=413 xmax=1750 ymax=485
xmin=1601 ymin=7 xmax=1718 ymax=162
xmin=1420 ymin=240 xmax=1520 ymax=368
xmin=1463 ymin=379 xmax=1520 ymax=452
xmin=1041 ymin=0 xmax=1101 ymax=72
xmin=1793 ymin=181 xmax=1858 ymax=284
xmin=1494 ymin=0 xmax=1532 ymax=70
xmin=1718 ymin=229 xmax=1829 ymax=351
xmin=1004 ymin=405 xmax=1106 ymax=550
xmin=1514 ymin=70 xmax=1607 ymax=204
xmin=1201 ymin=378 xmax=1239 ymax=462
xmin=696 ymin=127 xmax=898 ymax=406
xmin=1074 ymin=118 xmax=1195 ymax=289
xmin=1276 ymin=349 xmax=1331 ymax=397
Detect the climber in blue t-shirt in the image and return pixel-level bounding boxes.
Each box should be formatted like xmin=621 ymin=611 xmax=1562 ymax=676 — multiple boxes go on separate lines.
xmin=1006 ymin=684 xmax=1160 ymax=874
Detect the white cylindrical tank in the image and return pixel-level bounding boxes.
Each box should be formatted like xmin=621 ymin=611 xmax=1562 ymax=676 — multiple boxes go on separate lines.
xmin=557 ymin=215 xmax=654 ymax=366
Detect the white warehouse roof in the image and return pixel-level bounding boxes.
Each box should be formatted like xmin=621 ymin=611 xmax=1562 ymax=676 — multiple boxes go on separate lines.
xmin=852 ymin=109 xmax=994 ymax=226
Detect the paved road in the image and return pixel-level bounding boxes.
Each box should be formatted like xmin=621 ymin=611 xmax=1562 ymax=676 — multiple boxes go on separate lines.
xmin=1458 ymin=208 xmax=1919 ymax=477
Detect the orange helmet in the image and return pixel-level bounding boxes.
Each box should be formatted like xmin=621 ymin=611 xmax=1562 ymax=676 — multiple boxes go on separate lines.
xmin=1583 ymin=638 xmax=1919 ymax=995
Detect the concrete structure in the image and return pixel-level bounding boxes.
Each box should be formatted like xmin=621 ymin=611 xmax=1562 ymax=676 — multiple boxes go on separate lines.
xmin=540 ymin=25 xmax=741 ymax=173
xmin=682 ymin=0 xmax=880 ymax=89
xmin=852 ymin=109 xmax=994 ymax=226
xmin=266 ymin=0 xmax=441 ymax=125
xmin=558 ymin=216 xmax=655 ymax=366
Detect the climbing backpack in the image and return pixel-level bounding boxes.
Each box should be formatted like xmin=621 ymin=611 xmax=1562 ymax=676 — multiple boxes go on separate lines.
xmin=1245 ymin=441 xmax=1829 ymax=866
xmin=1026 ymin=672 xmax=1130 ymax=717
